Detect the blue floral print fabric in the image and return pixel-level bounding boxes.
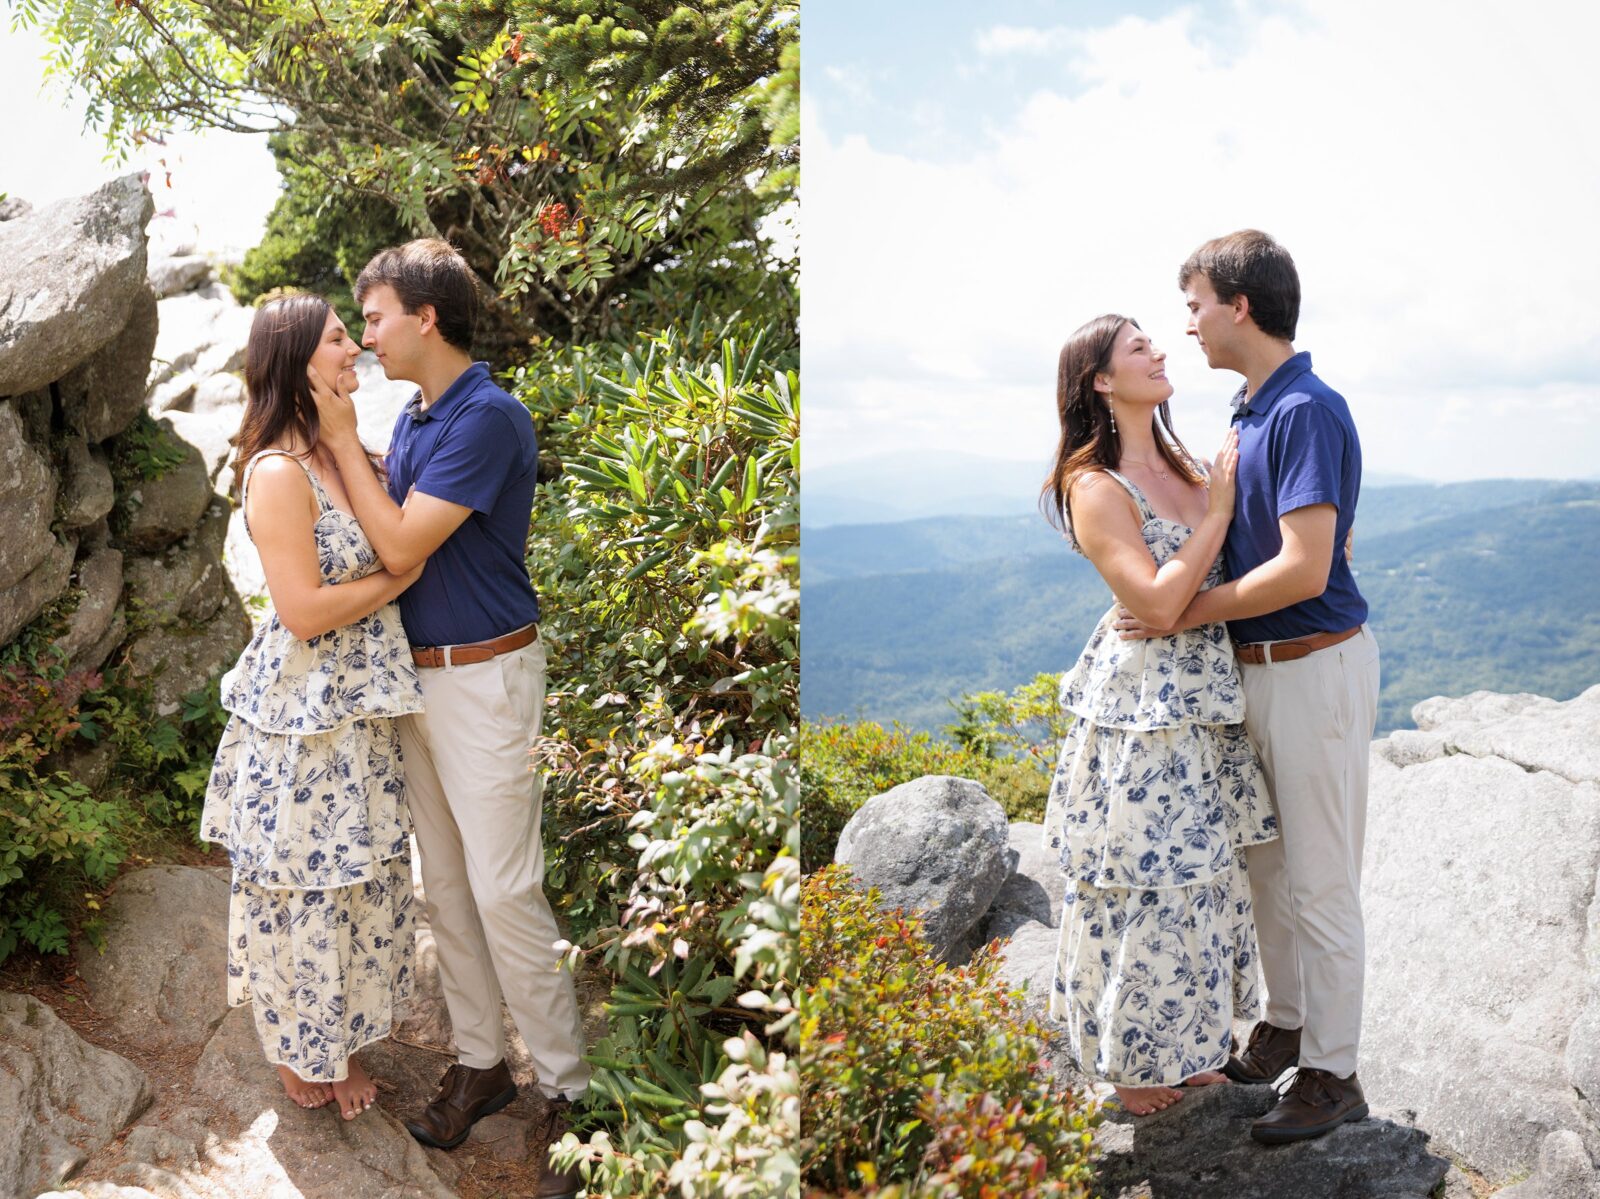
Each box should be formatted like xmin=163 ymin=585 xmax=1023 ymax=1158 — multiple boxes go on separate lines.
xmin=1045 ymin=469 xmax=1277 ymax=1086
xmin=201 ymin=450 xmax=424 ymax=1082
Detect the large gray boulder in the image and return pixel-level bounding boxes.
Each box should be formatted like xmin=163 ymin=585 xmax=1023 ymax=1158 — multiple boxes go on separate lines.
xmin=1364 ymin=687 xmax=1600 ymax=1188
xmin=75 ymin=866 xmax=234 ymax=1053
xmin=0 ymin=991 xmax=151 ymax=1198
xmin=835 ymin=775 xmax=1010 ymax=961
xmin=60 ymin=287 xmax=161 ymax=444
xmin=0 ymin=174 xmax=153 ymax=397
xmin=1092 ymin=1082 xmax=1450 ymax=1199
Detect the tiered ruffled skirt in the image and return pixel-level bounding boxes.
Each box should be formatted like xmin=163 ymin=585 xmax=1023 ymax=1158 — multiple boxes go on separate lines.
xmin=1043 ymin=615 xmax=1277 ymax=1086
xmin=201 ymin=606 xmax=424 ymax=1082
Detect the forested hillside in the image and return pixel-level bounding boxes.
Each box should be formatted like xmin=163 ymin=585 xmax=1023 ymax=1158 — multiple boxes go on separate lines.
xmin=803 ymin=481 xmax=1600 ymax=735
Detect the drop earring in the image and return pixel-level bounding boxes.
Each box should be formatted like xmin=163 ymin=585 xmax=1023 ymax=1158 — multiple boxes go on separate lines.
xmin=1107 ymin=404 xmax=1117 ymax=435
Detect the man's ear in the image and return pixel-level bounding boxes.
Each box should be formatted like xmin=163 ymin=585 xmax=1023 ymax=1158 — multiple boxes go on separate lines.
xmin=415 ymin=303 xmax=438 ymax=336
xmin=1232 ymin=293 xmax=1251 ymax=325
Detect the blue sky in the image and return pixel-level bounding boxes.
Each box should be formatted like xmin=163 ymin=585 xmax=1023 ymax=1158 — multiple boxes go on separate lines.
xmin=807 ymin=0 xmax=1271 ymax=158
xmin=803 ymin=0 xmax=1600 ymax=483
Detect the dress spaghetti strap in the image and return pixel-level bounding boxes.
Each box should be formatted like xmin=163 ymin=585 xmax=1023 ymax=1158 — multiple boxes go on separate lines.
xmin=1102 ymin=469 xmax=1159 ymax=525
xmin=239 ymin=450 xmax=333 ymax=541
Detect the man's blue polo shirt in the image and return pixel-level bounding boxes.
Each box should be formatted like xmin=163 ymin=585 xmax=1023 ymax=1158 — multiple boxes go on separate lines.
xmin=1225 ymin=351 xmax=1368 ymax=643
xmin=384 ymin=362 xmax=541 ymax=647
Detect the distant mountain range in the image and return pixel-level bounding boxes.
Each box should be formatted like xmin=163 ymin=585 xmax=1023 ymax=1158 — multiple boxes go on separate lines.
xmin=802 ymin=479 xmax=1600 ymax=736
xmin=804 ymin=448 xmax=1429 ymax=529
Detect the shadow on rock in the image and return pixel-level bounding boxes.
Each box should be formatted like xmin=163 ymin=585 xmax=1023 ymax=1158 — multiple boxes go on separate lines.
xmin=1093 ymin=1082 xmax=1451 ymax=1199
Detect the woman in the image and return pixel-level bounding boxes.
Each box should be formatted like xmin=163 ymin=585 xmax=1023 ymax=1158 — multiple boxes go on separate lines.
xmin=201 ymin=294 xmax=425 ymax=1119
xmin=1040 ymin=314 xmax=1277 ymax=1116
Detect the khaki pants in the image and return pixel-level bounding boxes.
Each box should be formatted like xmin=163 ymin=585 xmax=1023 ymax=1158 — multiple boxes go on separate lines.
xmin=1240 ymin=625 xmax=1380 ymax=1078
xmin=397 ymin=638 xmax=590 ymax=1099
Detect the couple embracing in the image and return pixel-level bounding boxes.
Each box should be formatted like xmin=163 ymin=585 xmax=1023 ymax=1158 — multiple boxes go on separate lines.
xmin=199 ymin=239 xmax=584 ymax=1196
xmin=1043 ymin=230 xmax=1381 ymax=1145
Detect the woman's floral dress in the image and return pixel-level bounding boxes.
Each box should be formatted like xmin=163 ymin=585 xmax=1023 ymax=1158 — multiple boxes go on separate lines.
xmin=1044 ymin=469 xmax=1277 ymax=1086
xmin=201 ymin=450 xmax=425 ymax=1082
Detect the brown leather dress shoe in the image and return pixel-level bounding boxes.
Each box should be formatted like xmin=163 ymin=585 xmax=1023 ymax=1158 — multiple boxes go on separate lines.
xmin=404 ymin=1060 xmax=518 ymax=1149
xmin=532 ymin=1096 xmax=583 ymax=1199
xmin=1223 ymin=1020 xmax=1301 ymax=1084
xmin=1251 ymin=1066 xmax=1369 ymax=1144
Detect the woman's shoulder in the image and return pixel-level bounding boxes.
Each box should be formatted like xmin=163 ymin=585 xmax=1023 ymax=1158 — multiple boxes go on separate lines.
xmin=245 ymin=452 xmax=314 ymax=495
xmin=241 ymin=453 xmax=319 ymax=538
xmin=1068 ymin=468 xmax=1140 ymax=521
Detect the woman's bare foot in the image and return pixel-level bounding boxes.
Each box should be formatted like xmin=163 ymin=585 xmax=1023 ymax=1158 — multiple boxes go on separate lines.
xmin=1112 ymin=1083 xmax=1185 ymax=1115
xmin=331 ymin=1056 xmax=379 ymax=1120
xmin=1184 ymin=1070 xmax=1228 ymax=1086
xmin=277 ymin=1065 xmax=334 ymax=1109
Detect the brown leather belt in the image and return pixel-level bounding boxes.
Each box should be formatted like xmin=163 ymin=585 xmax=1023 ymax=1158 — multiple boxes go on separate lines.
xmin=412 ymin=623 xmax=537 ymax=669
xmin=1234 ymin=625 xmax=1361 ymax=665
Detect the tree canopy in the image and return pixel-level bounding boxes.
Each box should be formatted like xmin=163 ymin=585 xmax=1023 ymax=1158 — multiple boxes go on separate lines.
xmin=15 ymin=0 xmax=798 ymax=351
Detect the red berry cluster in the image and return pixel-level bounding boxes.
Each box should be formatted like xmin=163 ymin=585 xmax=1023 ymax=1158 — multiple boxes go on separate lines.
xmin=537 ymin=202 xmax=571 ymax=236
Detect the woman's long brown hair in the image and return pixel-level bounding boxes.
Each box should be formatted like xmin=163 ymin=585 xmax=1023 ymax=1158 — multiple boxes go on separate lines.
xmin=229 ymin=293 xmax=384 ymax=498
xmin=230 ymin=294 xmax=332 ymax=499
xmin=1041 ymin=314 xmax=1203 ymax=532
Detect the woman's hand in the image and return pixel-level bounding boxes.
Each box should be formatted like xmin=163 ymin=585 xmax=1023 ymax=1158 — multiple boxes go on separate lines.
xmin=1206 ymin=428 xmax=1239 ymax=519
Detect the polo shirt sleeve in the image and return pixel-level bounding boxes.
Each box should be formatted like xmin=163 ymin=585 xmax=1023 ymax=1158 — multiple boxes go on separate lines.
xmin=412 ymin=406 xmax=527 ymax=514
xmin=1269 ymin=399 xmax=1347 ymax=517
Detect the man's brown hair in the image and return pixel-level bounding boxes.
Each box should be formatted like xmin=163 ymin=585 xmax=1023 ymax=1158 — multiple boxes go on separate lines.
xmin=1178 ymin=229 xmax=1300 ymax=341
xmin=355 ymin=238 xmax=481 ymax=352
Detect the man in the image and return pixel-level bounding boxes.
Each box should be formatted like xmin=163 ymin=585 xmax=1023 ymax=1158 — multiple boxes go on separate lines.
xmin=310 ymin=238 xmax=586 ymax=1198
xmin=1114 ymin=229 xmax=1380 ymax=1145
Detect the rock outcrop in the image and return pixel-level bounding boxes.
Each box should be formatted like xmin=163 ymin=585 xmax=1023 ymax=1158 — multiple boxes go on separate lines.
xmin=0 ymin=175 xmax=154 ymax=396
xmin=18 ymin=860 xmax=606 ymax=1198
xmin=1364 ymin=685 xmax=1600 ymax=1196
xmin=74 ymin=866 xmax=233 ymax=1052
xmin=0 ymin=176 xmax=249 ymax=701
xmin=0 ymin=992 xmax=152 ymax=1198
xmin=1092 ymin=1082 xmax=1450 ymax=1199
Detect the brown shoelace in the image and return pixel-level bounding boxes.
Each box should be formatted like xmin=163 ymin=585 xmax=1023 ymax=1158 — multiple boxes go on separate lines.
xmin=1280 ymin=1066 xmax=1341 ymax=1107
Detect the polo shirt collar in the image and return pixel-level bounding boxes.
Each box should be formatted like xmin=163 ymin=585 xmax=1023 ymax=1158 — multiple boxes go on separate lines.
xmin=405 ymin=361 xmax=491 ymax=423
xmin=1233 ymin=351 xmax=1313 ymax=417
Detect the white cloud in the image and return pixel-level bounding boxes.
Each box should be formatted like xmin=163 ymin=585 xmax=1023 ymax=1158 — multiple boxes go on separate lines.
xmin=975 ymin=25 xmax=1079 ymax=57
xmin=805 ymin=1 xmax=1600 ymax=482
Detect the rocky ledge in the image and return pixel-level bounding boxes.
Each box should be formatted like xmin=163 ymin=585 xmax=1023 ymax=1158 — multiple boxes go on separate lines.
xmin=834 ymin=684 xmax=1600 ymax=1198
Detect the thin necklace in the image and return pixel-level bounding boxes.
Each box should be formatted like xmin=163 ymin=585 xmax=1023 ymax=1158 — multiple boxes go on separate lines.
xmin=1121 ymin=455 xmax=1171 ymax=480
